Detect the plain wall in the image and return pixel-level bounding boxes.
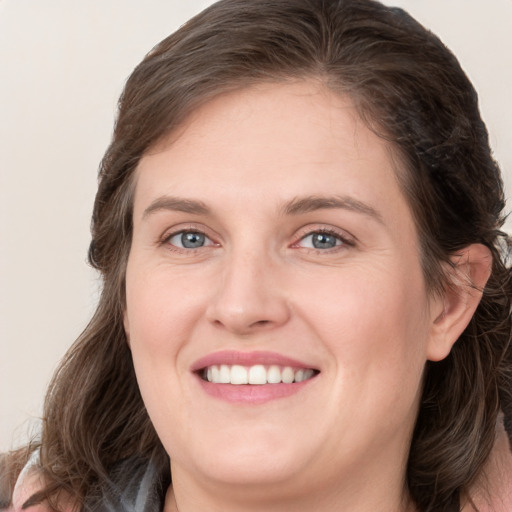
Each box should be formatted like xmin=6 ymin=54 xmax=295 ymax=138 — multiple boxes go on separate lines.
xmin=1 ymin=0 xmax=511 ymax=451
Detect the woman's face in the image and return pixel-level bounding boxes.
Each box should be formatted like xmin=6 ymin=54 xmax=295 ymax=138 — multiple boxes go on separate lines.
xmin=124 ymin=81 xmax=443 ymax=502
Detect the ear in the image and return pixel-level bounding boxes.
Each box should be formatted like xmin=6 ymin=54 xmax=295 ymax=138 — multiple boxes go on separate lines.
xmin=427 ymin=244 xmax=492 ymax=362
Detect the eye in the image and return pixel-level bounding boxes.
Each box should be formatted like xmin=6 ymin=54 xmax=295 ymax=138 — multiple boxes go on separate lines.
xmin=297 ymin=230 xmax=351 ymax=250
xmin=167 ymin=230 xmax=214 ymax=249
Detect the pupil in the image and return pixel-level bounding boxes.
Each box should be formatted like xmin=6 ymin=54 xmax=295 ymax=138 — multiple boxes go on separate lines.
xmin=312 ymin=233 xmax=337 ymax=249
xmin=182 ymin=232 xmax=205 ymax=248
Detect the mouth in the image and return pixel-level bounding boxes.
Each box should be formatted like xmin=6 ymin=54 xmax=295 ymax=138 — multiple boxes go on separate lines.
xmin=191 ymin=351 xmax=320 ymax=404
xmin=199 ymin=364 xmax=318 ymax=385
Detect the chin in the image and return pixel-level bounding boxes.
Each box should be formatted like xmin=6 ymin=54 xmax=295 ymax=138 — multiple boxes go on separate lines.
xmin=170 ymin=427 xmax=313 ymax=487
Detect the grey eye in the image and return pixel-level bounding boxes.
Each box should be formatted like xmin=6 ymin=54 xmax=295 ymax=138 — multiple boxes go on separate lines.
xmin=312 ymin=233 xmax=338 ymax=249
xmin=169 ymin=231 xmax=210 ymax=249
xmin=300 ymin=232 xmax=342 ymax=250
xmin=182 ymin=232 xmax=205 ymax=248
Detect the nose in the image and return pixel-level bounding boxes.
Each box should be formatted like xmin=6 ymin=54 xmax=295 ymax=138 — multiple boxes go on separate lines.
xmin=205 ymin=247 xmax=291 ymax=335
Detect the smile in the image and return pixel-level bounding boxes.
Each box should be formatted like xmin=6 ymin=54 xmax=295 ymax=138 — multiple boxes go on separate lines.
xmin=201 ymin=364 xmax=317 ymax=385
xmin=192 ymin=351 xmax=320 ymax=403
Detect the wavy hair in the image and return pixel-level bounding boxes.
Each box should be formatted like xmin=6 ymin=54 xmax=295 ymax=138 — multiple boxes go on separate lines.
xmin=3 ymin=1 xmax=511 ymax=511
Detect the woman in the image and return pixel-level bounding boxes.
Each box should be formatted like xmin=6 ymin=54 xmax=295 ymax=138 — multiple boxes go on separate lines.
xmin=2 ymin=0 xmax=512 ymax=510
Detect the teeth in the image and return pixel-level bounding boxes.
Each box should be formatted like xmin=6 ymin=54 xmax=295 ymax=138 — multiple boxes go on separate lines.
xmin=281 ymin=367 xmax=295 ymax=383
xmin=267 ymin=365 xmax=282 ymax=384
xmin=230 ymin=365 xmax=248 ymax=384
xmin=202 ymin=365 xmax=316 ymax=385
xmin=219 ymin=364 xmax=231 ymax=383
xmin=248 ymin=365 xmax=267 ymax=385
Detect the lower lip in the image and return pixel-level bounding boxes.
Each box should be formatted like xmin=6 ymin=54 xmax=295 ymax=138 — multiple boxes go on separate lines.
xmin=196 ymin=375 xmax=316 ymax=404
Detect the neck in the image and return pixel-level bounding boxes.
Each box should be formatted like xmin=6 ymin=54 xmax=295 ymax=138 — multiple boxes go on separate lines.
xmin=164 ymin=459 xmax=417 ymax=512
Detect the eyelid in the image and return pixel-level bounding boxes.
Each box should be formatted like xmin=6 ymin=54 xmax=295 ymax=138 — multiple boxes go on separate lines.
xmin=159 ymin=223 xmax=219 ymax=249
xmin=170 ymin=231 xmax=214 ymax=249
xmin=157 ymin=223 xmax=355 ymax=252
xmin=291 ymin=225 xmax=356 ymax=249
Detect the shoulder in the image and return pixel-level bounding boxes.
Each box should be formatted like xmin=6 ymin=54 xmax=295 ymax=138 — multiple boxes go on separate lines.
xmin=4 ymin=451 xmax=73 ymax=512
xmin=5 ymin=451 xmax=47 ymax=512
xmin=4 ymin=451 xmax=168 ymax=512
xmin=465 ymin=413 xmax=512 ymax=512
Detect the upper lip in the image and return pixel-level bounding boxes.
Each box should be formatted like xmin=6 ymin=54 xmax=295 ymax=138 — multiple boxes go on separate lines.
xmin=190 ymin=350 xmax=319 ymax=372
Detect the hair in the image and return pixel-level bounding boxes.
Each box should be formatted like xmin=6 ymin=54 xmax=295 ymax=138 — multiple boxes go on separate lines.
xmin=2 ymin=1 xmax=511 ymax=511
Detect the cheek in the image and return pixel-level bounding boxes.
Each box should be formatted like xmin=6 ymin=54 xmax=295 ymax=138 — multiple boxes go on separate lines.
xmin=296 ymin=263 xmax=430 ymax=387
xmin=125 ymin=264 xmax=203 ymax=355
xmin=124 ymin=266 xmax=200 ymax=442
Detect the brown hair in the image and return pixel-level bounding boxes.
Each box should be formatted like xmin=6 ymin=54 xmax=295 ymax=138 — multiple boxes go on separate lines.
xmin=3 ymin=1 xmax=511 ymax=511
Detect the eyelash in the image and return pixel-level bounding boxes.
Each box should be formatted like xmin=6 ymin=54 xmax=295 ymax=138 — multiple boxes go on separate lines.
xmin=161 ymin=227 xmax=216 ymax=252
xmin=160 ymin=226 xmax=355 ymax=254
xmin=293 ymin=228 xmax=355 ymax=253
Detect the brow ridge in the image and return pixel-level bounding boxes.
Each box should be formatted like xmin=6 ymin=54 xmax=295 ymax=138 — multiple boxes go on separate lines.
xmin=142 ymin=193 xmax=382 ymax=223
xmin=142 ymin=196 xmax=210 ymax=218
xmin=283 ymin=195 xmax=382 ymax=222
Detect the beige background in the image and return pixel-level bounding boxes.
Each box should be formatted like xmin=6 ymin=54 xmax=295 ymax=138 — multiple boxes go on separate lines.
xmin=1 ymin=0 xmax=511 ymax=451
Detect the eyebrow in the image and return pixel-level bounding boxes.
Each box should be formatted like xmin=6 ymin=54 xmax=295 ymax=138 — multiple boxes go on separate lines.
xmin=142 ymin=196 xmax=210 ymax=218
xmin=142 ymin=194 xmax=383 ymax=223
xmin=282 ymin=195 xmax=383 ymax=223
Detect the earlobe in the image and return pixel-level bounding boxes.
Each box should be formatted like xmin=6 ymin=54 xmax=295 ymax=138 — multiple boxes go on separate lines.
xmin=427 ymin=244 xmax=492 ymax=362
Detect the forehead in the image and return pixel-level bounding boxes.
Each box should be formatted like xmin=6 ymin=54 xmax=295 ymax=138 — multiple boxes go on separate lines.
xmin=134 ymin=80 xmax=412 ymax=230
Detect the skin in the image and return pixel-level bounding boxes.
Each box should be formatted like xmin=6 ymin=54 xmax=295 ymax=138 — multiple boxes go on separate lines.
xmin=123 ymin=80 xmax=490 ymax=512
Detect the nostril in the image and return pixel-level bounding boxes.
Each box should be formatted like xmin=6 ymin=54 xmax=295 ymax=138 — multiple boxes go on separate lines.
xmin=250 ymin=319 xmax=271 ymax=328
